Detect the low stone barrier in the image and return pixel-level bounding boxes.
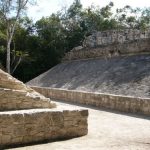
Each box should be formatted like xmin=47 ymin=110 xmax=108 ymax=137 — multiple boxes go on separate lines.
xmin=32 ymin=86 xmax=150 ymax=116
xmin=0 ymin=108 xmax=88 ymax=148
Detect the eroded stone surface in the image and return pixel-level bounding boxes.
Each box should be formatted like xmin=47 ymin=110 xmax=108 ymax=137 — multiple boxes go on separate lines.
xmin=83 ymin=29 xmax=150 ymax=48
xmin=63 ymin=39 xmax=150 ymax=61
xmin=63 ymin=29 xmax=150 ymax=61
xmin=0 ymin=69 xmax=88 ymax=148
xmin=8 ymin=101 xmax=150 ymax=150
xmin=0 ymin=69 xmax=56 ymax=110
xmin=27 ymin=55 xmax=150 ymax=98
xmin=31 ymin=87 xmax=150 ymax=116
xmin=0 ymin=108 xmax=88 ymax=148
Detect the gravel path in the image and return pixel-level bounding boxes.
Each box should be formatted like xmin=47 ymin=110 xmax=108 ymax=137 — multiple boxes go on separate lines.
xmin=8 ymin=101 xmax=150 ymax=150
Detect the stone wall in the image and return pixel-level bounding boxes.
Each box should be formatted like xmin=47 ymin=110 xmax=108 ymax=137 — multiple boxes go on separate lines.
xmin=0 ymin=69 xmax=56 ymax=110
xmin=0 ymin=108 xmax=88 ymax=148
xmin=0 ymin=88 xmax=54 ymax=111
xmin=63 ymin=29 xmax=150 ymax=61
xmin=0 ymin=69 xmax=88 ymax=148
xmin=32 ymin=86 xmax=150 ymax=116
xmin=63 ymin=38 xmax=150 ymax=61
xmin=83 ymin=29 xmax=150 ymax=48
xmin=0 ymin=69 xmax=33 ymax=91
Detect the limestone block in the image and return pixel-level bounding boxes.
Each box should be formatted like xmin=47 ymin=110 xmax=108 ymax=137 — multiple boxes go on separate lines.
xmin=62 ymin=28 xmax=150 ymax=61
xmin=0 ymin=108 xmax=88 ymax=147
xmin=0 ymin=69 xmax=56 ymax=110
xmin=32 ymin=87 xmax=150 ymax=116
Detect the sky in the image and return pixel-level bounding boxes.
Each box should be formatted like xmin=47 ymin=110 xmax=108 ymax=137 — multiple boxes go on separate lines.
xmin=27 ymin=0 xmax=150 ymax=21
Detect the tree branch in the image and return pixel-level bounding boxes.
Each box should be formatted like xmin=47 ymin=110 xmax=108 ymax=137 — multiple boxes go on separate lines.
xmin=0 ymin=9 xmax=7 ymax=22
xmin=11 ymin=56 xmax=22 ymax=74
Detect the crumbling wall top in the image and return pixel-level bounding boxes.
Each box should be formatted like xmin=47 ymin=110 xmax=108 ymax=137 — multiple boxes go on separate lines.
xmin=83 ymin=28 xmax=150 ymax=48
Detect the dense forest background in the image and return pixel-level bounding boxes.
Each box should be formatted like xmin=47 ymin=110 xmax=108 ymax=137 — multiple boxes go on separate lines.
xmin=0 ymin=0 xmax=150 ymax=82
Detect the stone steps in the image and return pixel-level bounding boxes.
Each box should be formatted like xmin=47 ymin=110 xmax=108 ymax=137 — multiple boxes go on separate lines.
xmin=0 ymin=69 xmax=88 ymax=148
xmin=0 ymin=88 xmax=54 ymax=111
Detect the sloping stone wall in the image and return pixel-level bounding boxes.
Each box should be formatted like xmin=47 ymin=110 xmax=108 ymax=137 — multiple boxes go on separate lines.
xmin=32 ymin=86 xmax=150 ymax=116
xmin=0 ymin=88 xmax=54 ymax=110
xmin=0 ymin=69 xmax=32 ymax=91
xmin=0 ymin=108 xmax=88 ymax=148
xmin=0 ymin=69 xmax=56 ymax=110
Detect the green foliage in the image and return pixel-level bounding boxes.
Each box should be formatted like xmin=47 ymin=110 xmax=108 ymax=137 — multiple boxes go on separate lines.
xmin=67 ymin=0 xmax=82 ymax=18
xmin=0 ymin=0 xmax=150 ymax=81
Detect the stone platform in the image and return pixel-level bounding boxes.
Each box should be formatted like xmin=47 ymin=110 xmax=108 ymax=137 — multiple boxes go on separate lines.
xmin=0 ymin=69 xmax=88 ymax=148
xmin=8 ymin=101 xmax=150 ymax=150
xmin=0 ymin=108 xmax=88 ymax=148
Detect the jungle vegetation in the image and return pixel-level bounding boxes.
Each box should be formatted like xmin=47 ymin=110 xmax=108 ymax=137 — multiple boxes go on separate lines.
xmin=0 ymin=0 xmax=150 ymax=82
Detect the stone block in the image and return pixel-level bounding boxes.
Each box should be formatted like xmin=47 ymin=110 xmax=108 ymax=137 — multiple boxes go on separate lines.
xmin=32 ymin=87 xmax=150 ymax=116
xmin=0 ymin=109 xmax=88 ymax=147
xmin=0 ymin=69 xmax=56 ymax=111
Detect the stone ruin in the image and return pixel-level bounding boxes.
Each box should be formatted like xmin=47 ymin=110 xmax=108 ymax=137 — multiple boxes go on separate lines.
xmin=27 ymin=28 xmax=150 ymax=117
xmin=63 ymin=28 xmax=150 ymax=61
xmin=83 ymin=28 xmax=150 ymax=48
xmin=0 ymin=69 xmax=55 ymax=110
xmin=0 ymin=69 xmax=88 ymax=148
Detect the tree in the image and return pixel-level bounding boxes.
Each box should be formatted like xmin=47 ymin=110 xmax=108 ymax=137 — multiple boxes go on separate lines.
xmin=138 ymin=8 xmax=150 ymax=30
xmin=35 ymin=14 xmax=67 ymax=65
xmin=0 ymin=0 xmax=35 ymax=74
xmin=11 ymin=18 xmax=32 ymax=74
xmin=0 ymin=0 xmax=149 ymax=82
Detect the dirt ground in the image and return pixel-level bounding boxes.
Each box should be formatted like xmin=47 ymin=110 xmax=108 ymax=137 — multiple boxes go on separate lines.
xmin=8 ymin=100 xmax=150 ymax=150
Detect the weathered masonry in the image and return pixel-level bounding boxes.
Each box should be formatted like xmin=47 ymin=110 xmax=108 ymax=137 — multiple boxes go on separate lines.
xmin=27 ymin=28 xmax=150 ymax=117
xmin=63 ymin=29 xmax=150 ymax=61
xmin=31 ymin=87 xmax=150 ymax=116
xmin=0 ymin=69 xmax=88 ymax=148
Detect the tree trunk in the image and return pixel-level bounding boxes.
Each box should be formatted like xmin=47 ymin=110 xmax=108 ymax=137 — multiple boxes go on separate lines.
xmin=1 ymin=0 xmax=31 ymax=74
xmin=6 ymin=41 xmax=11 ymax=74
xmin=6 ymin=22 xmax=17 ymax=74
